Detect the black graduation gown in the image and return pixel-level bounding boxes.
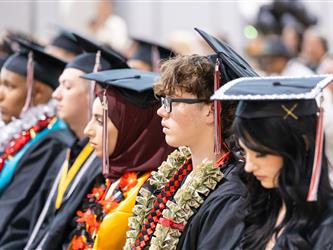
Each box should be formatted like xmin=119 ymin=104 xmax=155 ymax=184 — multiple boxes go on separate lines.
xmin=0 ymin=128 xmax=73 ymax=245
xmin=272 ymin=200 xmax=333 ymax=250
xmin=176 ymin=157 xmax=247 ymax=250
xmin=0 ymin=132 xmax=77 ymax=249
xmin=25 ymin=139 xmax=103 ymax=250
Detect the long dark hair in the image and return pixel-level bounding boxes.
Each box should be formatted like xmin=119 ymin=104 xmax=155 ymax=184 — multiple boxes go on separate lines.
xmin=233 ymin=114 xmax=333 ymax=250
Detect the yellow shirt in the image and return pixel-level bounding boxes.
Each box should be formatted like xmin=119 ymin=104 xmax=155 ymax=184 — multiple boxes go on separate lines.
xmin=93 ymin=172 xmax=151 ymax=250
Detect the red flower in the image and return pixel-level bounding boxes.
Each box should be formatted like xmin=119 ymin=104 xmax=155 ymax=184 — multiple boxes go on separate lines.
xmin=100 ymin=199 xmax=118 ymax=213
xmin=0 ymin=116 xmax=54 ymax=176
xmin=87 ymin=186 xmax=106 ymax=201
xmin=76 ymin=209 xmax=100 ymax=235
xmin=71 ymin=235 xmax=88 ymax=250
xmin=119 ymin=172 xmax=138 ymax=192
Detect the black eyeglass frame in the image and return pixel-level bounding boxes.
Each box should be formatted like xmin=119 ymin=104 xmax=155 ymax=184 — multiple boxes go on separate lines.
xmin=160 ymin=96 xmax=208 ymax=113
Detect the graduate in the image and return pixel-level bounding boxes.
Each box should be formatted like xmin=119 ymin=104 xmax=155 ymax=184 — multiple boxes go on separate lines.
xmin=212 ymin=75 xmax=333 ymax=249
xmin=46 ymin=29 xmax=83 ymax=62
xmin=0 ymin=39 xmax=73 ymax=240
xmin=59 ymin=68 xmax=174 ymax=250
xmin=124 ymin=28 xmax=257 ymax=250
xmin=128 ymin=38 xmax=176 ymax=72
xmin=22 ymin=33 xmax=129 ymax=250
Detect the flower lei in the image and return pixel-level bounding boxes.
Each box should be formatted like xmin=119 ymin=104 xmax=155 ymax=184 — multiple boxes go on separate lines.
xmin=0 ymin=99 xmax=57 ymax=152
xmin=124 ymin=147 xmax=229 ymax=250
xmin=0 ymin=100 xmax=57 ymax=172
xmin=71 ymin=172 xmax=139 ymax=250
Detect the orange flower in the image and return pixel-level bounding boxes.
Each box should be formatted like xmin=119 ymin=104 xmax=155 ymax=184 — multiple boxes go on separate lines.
xmin=119 ymin=172 xmax=138 ymax=192
xmin=71 ymin=235 xmax=88 ymax=250
xmin=87 ymin=186 xmax=106 ymax=201
xmin=100 ymin=199 xmax=118 ymax=213
xmin=76 ymin=209 xmax=100 ymax=235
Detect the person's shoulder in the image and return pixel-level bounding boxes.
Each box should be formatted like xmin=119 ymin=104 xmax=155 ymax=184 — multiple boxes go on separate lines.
xmin=215 ymin=157 xmax=247 ymax=197
xmin=310 ymin=199 xmax=333 ymax=248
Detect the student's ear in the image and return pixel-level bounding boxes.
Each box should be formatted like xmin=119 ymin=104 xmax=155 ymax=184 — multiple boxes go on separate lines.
xmin=204 ymin=102 xmax=214 ymax=124
xmin=32 ymin=81 xmax=53 ymax=106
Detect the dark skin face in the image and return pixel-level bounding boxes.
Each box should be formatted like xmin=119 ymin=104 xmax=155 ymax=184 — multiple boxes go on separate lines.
xmin=0 ymin=68 xmax=53 ymax=124
xmin=0 ymin=69 xmax=27 ymax=123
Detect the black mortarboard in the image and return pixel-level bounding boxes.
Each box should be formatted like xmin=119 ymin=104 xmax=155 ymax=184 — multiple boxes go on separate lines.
xmin=81 ymin=68 xmax=159 ymax=107
xmin=6 ymin=31 xmax=44 ymax=51
xmin=195 ymin=28 xmax=259 ymax=156
xmin=68 ymin=32 xmax=129 ymax=72
xmin=50 ymin=30 xmax=83 ymax=55
xmin=2 ymin=39 xmax=66 ymax=90
xmin=195 ymin=28 xmax=259 ymax=84
xmin=212 ymin=75 xmax=333 ymax=201
xmin=131 ymin=38 xmax=176 ymax=66
xmin=66 ymin=53 xmax=113 ymax=73
xmin=211 ymin=75 xmax=333 ymax=118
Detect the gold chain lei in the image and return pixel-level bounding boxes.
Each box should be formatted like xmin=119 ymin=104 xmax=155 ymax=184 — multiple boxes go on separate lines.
xmin=124 ymin=147 xmax=224 ymax=250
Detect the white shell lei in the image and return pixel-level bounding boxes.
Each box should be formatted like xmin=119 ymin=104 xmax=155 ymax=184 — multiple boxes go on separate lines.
xmin=0 ymin=99 xmax=57 ymax=152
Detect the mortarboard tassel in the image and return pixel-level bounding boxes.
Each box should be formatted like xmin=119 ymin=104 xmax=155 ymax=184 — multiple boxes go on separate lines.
xmin=21 ymin=51 xmax=34 ymax=115
xmin=101 ymin=89 xmax=110 ymax=177
xmin=214 ymin=58 xmax=223 ymax=159
xmin=307 ymin=95 xmax=325 ymax=202
xmin=151 ymin=46 xmax=161 ymax=72
xmin=89 ymin=50 xmax=101 ymax=120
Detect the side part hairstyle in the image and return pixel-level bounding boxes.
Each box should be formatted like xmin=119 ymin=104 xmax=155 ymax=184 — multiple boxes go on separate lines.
xmin=234 ymin=114 xmax=333 ymax=250
xmin=154 ymin=54 xmax=237 ymax=144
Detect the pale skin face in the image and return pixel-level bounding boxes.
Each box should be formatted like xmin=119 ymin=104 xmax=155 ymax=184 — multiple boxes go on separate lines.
xmin=84 ymin=98 xmax=119 ymax=158
xmin=0 ymin=69 xmax=28 ymax=123
xmin=157 ymin=90 xmax=214 ymax=168
xmin=157 ymin=91 xmax=212 ymax=148
xmin=53 ymin=68 xmax=90 ymax=138
xmin=239 ymin=140 xmax=283 ymax=189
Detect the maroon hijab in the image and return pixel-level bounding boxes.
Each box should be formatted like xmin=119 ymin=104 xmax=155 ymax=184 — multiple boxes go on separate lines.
xmin=97 ymin=89 xmax=174 ymax=180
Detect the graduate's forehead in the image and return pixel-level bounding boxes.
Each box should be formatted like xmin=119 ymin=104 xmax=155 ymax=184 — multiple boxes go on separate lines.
xmin=0 ymin=67 xmax=26 ymax=84
xmin=92 ymin=97 xmax=103 ymax=114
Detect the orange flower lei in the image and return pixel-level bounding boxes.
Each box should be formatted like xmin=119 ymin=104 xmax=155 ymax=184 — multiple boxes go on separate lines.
xmin=71 ymin=172 xmax=138 ymax=250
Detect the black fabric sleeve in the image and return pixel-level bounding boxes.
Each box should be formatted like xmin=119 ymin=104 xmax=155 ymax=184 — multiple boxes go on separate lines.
xmin=177 ymin=193 xmax=246 ymax=250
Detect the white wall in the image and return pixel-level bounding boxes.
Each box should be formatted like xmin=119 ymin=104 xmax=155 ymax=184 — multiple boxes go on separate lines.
xmin=0 ymin=1 xmax=332 ymax=52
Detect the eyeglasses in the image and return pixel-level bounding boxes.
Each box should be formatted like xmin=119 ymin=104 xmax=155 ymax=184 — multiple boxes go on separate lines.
xmin=160 ymin=96 xmax=208 ymax=113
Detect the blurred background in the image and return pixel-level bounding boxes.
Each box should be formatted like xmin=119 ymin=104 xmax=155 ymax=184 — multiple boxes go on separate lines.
xmin=2 ymin=0 xmax=333 ymax=79
xmin=1 ymin=0 xmax=333 ymax=174
xmin=0 ymin=1 xmax=331 ymax=59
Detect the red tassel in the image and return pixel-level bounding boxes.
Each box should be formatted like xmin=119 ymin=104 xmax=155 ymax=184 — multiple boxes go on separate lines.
xmin=151 ymin=46 xmax=160 ymax=72
xmin=214 ymin=58 xmax=222 ymax=158
xmin=101 ymin=90 xmax=110 ymax=177
xmin=21 ymin=51 xmax=34 ymax=115
xmin=89 ymin=50 xmax=101 ymax=120
xmin=307 ymin=95 xmax=325 ymax=201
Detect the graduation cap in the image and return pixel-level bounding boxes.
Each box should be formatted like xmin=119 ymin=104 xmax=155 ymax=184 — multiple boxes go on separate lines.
xmin=68 ymin=32 xmax=129 ymax=72
xmin=2 ymin=38 xmax=66 ymax=90
xmin=50 ymin=29 xmax=83 ymax=55
xmin=81 ymin=68 xmax=159 ymax=176
xmin=211 ymin=74 xmax=333 ymax=202
xmin=130 ymin=38 xmax=176 ymax=71
xmin=81 ymin=68 xmax=159 ymax=107
xmin=195 ymin=27 xmax=259 ymax=157
xmin=195 ymin=28 xmax=259 ymax=82
xmin=6 ymin=31 xmax=44 ymax=51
